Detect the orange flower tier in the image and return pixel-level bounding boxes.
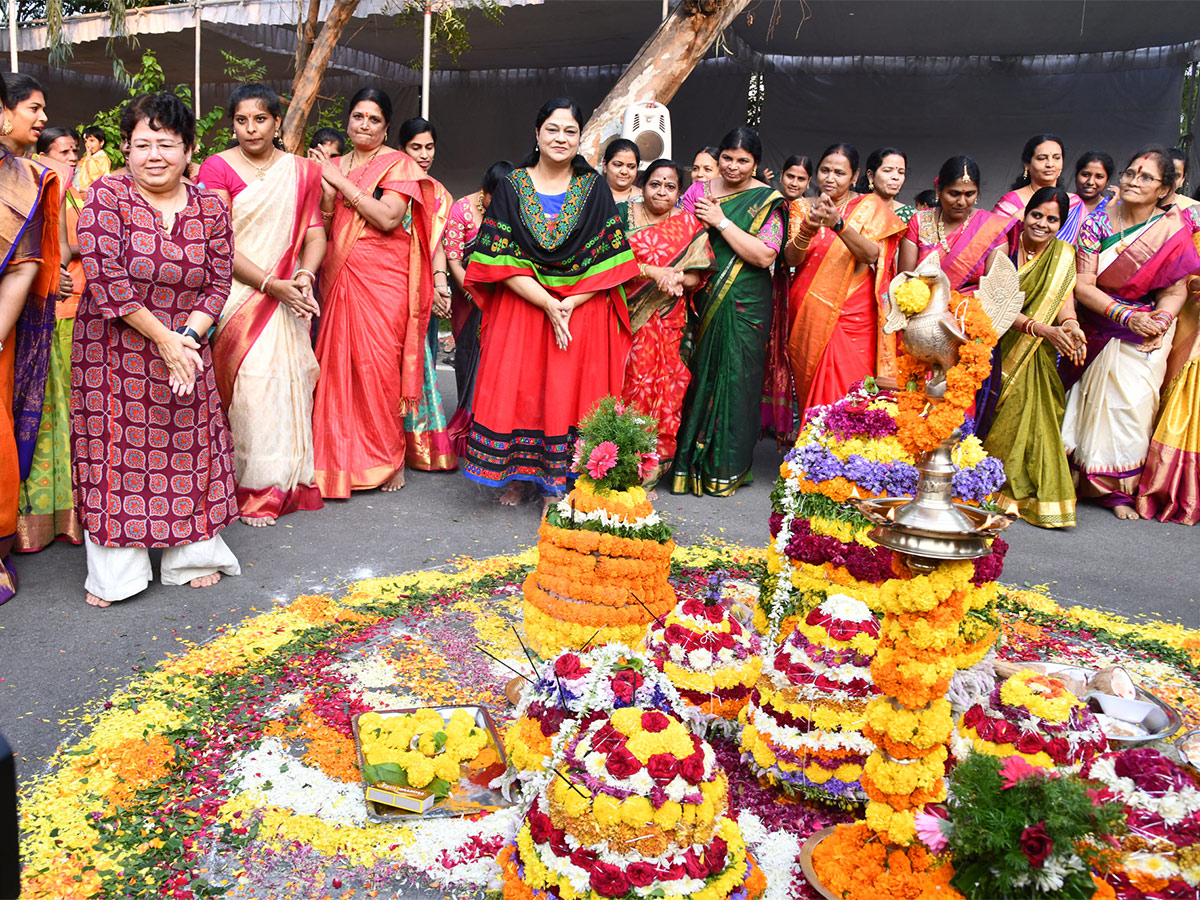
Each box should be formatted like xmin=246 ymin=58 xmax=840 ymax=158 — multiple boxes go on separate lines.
xmin=526 ymin=480 xmax=675 ymax=658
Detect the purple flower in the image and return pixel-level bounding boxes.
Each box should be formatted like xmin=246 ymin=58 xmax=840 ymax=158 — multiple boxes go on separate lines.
xmin=843 ymin=455 xmax=888 ymax=494
xmin=884 ymin=463 xmax=920 ymax=497
xmin=953 ymin=457 xmax=1006 ymax=503
xmin=797 ymin=444 xmax=842 ymax=481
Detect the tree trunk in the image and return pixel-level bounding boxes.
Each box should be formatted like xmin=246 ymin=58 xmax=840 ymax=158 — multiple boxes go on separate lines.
xmin=579 ymin=0 xmax=752 ymax=166
xmin=294 ymin=0 xmax=323 ymax=75
xmin=282 ymin=0 xmax=360 ymax=155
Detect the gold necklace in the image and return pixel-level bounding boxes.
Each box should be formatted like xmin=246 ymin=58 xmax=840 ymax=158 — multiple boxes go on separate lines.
xmin=1019 ymin=234 xmax=1046 ymax=267
xmin=347 ymin=145 xmax=383 ymax=172
xmin=637 ymin=203 xmax=670 ymax=229
xmin=1113 ymin=201 xmax=1149 ymax=254
xmin=237 ymin=146 xmax=277 ymax=180
xmin=935 ymin=208 xmax=972 ymax=251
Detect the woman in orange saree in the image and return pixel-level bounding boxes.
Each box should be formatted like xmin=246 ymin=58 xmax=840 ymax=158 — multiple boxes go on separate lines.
xmin=0 ymin=79 xmax=60 ymax=603
xmin=308 ymin=88 xmax=437 ymax=498
xmin=618 ymin=158 xmax=715 ymax=485
xmin=198 ymin=84 xmax=327 ymax=525
xmin=785 ymin=143 xmax=904 ymax=417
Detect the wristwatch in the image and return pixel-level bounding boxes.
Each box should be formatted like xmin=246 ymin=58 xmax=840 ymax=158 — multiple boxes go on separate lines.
xmin=176 ymin=325 xmax=203 ymax=344
xmin=831 ymin=217 xmax=846 ymax=234
xmin=717 ymin=217 xmax=731 ymax=232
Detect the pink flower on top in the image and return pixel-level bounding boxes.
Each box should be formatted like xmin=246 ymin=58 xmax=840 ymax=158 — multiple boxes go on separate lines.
xmin=638 ymin=451 xmax=660 ymax=480
xmin=999 ymin=755 xmax=1043 ymax=790
xmin=586 ymin=441 xmax=620 ymax=479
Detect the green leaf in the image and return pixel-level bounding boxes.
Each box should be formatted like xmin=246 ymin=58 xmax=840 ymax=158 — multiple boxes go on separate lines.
xmin=362 ymin=762 xmax=408 ymax=787
xmin=432 ymin=731 xmax=448 ymax=752
xmin=427 ymin=777 xmax=452 ymax=799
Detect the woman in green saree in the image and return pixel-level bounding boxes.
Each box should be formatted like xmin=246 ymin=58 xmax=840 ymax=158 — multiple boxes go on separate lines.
xmin=670 ymin=126 xmax=787 ymax=496
xmin=982 ymin=187 xmax=1086 ymax=527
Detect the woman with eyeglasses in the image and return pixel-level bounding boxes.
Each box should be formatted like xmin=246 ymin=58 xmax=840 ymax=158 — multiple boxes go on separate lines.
xmin=73 ymin=92 xmax=240 ymax=607
xmin=1060 ymin=147 xmax=1200 ymax=521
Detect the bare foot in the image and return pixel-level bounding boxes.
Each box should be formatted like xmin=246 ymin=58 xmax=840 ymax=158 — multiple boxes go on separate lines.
xmin=85 ymin=592 xmax=112 ymax=608
xmin=241 ymin=515 xmax=276 ymax=527
xmin=1113 ymin=505 xmax=1140 ymax=520
xmin=498 ymin=482 xmax=526 ymax=506
xmin=190 ymin=572 xmax=222 ymax=589
xmin=381 ymin=470 xmax=406 ymax=492
xmin=646 ymin=487 xmax=659 ymax=502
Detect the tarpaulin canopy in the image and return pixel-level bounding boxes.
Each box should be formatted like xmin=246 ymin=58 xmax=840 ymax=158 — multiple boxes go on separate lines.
xmin=6 ymin=0 xmax=1199 ymax=200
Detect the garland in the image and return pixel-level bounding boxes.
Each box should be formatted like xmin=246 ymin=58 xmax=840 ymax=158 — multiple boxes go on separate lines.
xmin=894 ymin=291 xmax=998 ymax=457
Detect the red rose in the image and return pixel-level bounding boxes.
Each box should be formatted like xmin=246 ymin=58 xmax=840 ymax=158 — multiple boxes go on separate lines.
xmin=646 ymin=753 xmax=679 ymax=784
xmin=1019 ymin=822 xmax=1054 ymax=869
xmin=1046 ymin=737 xmax=1071 ymax=765
xmin=679 ymin=750 xmax=706 ymax=783
xmin=1016 ymin=731 xmax=1045 ymax=755
xmin=641 ymin=710 xmax=670 ymax=733
xmin=538 ymin=706 xmax=568 ymax=737
xmin=626 ymin=862 xmax=659 ymax=888
xmin=704 ymin=603 xmax=724 ymax=624
xmin=605 ymin=746 xmax=642 ymax=779
xmin=664 ymin=623 xmax=690 ymax=645
xmin=611 ymin=669 xmax=644 ymax=703
xmin=590 ymin=862 xmax=631 ymax=899
xmin=682 ymin=849 xmax=708 ymax=879
xmin=962 ymin=706 xmax=984 ymax=729
xmin=528 ymin=808 xmax=553 ymax=843
xmin=705 ymin=836 xmax=728 ymax=875
xmin=993 ymin=720 xmax=1021 ymax=744
xmin=570 ymin=847 xmax=599 ymax=870
xmin=554 ymin=653 xmax=588 ymax=680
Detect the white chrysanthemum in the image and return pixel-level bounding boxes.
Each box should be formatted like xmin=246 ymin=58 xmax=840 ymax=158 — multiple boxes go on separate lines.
xmin=817 ymin=593 xmax=874 ymax=623
xmin=687 ymin=648 xmax=713 ymax=670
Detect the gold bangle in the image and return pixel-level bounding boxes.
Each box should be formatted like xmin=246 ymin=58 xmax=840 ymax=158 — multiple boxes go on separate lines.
xmin=638 ymin=263 xmax=648 ymax=277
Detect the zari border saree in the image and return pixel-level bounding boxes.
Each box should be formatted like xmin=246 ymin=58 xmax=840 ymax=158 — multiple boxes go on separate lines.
xmin=982 ymin=239 xmax=1077 ymax=527
xmin=669 ymin=183 xmax=787 ymax=497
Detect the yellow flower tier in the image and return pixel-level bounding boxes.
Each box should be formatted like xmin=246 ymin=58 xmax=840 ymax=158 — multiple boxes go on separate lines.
xmin=526 ymin=479 xmax=676 ymax=657
xmin=499 ymin=708 xmax=766 ymax=900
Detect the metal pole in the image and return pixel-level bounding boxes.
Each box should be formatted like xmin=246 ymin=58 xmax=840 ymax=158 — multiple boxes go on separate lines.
xmin=662 ymin=0 xmax=668 ymax=20
xmin=194 ymin=0 xmax=201 ymax=118
xmin=421 ymin=0 xmax=431 ymax=119
xmin=8 ymin=0 xmax=17 ymax=73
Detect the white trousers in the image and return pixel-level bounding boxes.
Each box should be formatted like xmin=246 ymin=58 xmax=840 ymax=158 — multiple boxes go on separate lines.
xmin=84 ymin=531 xmax=241 ymax=603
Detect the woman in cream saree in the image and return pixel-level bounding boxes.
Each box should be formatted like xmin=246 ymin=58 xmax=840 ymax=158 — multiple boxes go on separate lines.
xmin=198 ymin=85 xmax=327 ymax=524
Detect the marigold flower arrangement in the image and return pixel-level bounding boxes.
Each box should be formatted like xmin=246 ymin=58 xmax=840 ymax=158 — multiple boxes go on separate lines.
xmin=358 ymin=707 xmax=492 ymax=794
xmin=498 ymin=707 xmax=766 ymax=900
xmin=894 ymin=290 xmax=998 ymax=458
xmin=740 ymin=593 xmax=880 ymax=805
xmin=525 ymin=396 xmax=676 ymax=657
xmin=916 ymin=751 xmax=1124 ymax=899
xmin=758 ymin=382 xmax=1007 ymax=646
xmin=1083 ymin=748 xmax=1200 ymax=898
xmin=958 ymin=669 xmax=1107 ymax=770
xmin=644 ymin=572 xmax=763 ymax=732
xmin=499 ymin=644 xmax=697 ymax=802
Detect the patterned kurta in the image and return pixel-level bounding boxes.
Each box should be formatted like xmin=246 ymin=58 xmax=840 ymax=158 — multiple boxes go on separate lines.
xmin=72 ymin=176 xmax=239 ymax=547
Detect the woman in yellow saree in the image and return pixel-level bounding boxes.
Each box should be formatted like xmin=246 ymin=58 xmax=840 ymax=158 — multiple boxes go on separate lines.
xmin=981 ymin=187 xmax=1085 ymax=528
xmin=198 ymin=84 xmax=327 ymax=526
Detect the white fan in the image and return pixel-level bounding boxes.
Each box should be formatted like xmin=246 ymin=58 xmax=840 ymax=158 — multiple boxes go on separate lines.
xmin=619 ymin=101 xmax=671 ymax=168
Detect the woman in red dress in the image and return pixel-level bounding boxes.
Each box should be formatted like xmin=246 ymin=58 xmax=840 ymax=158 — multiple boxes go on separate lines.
xmin=73 ymin=93 xmax=239 ymax=607
xmin=463 ymin=98 xmax=638 ymax=512
xmin=618 ymin=158 xmax=715 ymax=486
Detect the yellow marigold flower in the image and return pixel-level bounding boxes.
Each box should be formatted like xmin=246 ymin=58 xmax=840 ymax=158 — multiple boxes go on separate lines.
xmin=894 ymin=278 xmax=932 ymax=316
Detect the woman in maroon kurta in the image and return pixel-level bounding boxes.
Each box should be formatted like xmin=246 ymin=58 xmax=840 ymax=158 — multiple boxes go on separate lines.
xmin=72 ymin=92 xmax=240 ymax=607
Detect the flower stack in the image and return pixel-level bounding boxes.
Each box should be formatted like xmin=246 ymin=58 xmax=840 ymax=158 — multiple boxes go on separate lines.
xmin=643 ymin=572 xmax=763 ymax=731
xmin=498 ymin=707 xmax=767 ymax=900
xmin=959 ymin=669 xmax=1108 ymax=770
xmin=758 ymin=383 xmax=1007 ymax=655
xmin=740 ymin=593 xmax=879 ymax=804
xmin=501 ymin=644 xmax=697 ymax=800
xmin=1084 ymin=748 xmax=1200 ymax=898
xmin=524 ymin=397 xmax=676 ymax=658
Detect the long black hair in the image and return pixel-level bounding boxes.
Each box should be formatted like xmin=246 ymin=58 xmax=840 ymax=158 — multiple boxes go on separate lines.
xmin=36 ymin=126 xmax=73 ymax=156
xmin=1 ymin=73 xmax=40 ymax=108
xmin=717 ymin=126 xmax=763 ymax=165
xmin=856 ymin=146 xmax=905 ymax=193
xmin=1024 ymin=185 xmax=1069 ymax=221
xmin=226 ymin=83 xmax=284 ymax=149
xmin=936 ymin=155 xmax=981 ymax=191
xmin=522 ymin=98 xmax=593 ymax=176
xmin=1010 ymin=133 xmax=1064 ymax=189
xmin=481 ymin=160 xmax=515 ymax=194
xmin=348 ymin=88 xmax=393 ymax=126
xmin=817 ymin=142 xmax=860 ymax=175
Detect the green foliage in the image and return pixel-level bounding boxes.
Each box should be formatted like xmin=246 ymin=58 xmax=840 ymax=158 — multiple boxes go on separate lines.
xmin=571 ymin=396 xmax=658 ymax=492
xmin=544 ymin=501 xmax=674 ymax=543
xmin=220 ymin=50 xmax=266 ymax=84
xmin=301 ymin=96 xmax=347 ymax=151
xmin=944 ymin=752 xmax=1124 ymax=899
xmin=392 ymin=0 xmax=505 ymax=69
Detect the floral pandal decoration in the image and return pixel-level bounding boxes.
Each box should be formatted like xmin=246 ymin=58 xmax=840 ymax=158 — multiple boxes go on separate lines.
xmin=525 ymin=397 xmax=676 ymax=657
xmin=740 ymin=593 xmax=879 ymax=805
xmin=498 ymin=707 xmax=767 ymax=900
xmin=644 ymin=571 xmax=763 ymax=733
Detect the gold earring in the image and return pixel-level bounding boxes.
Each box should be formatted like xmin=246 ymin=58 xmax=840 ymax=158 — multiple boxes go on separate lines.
xmin=1 ymin=121 xmax=12 ymax=136
xmin=868 ymin=178 xmax=875 ymax=191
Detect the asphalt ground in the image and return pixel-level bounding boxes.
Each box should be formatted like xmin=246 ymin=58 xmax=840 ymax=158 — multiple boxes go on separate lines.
xmin=1 ymin=366 xmax=1198 ymax=780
